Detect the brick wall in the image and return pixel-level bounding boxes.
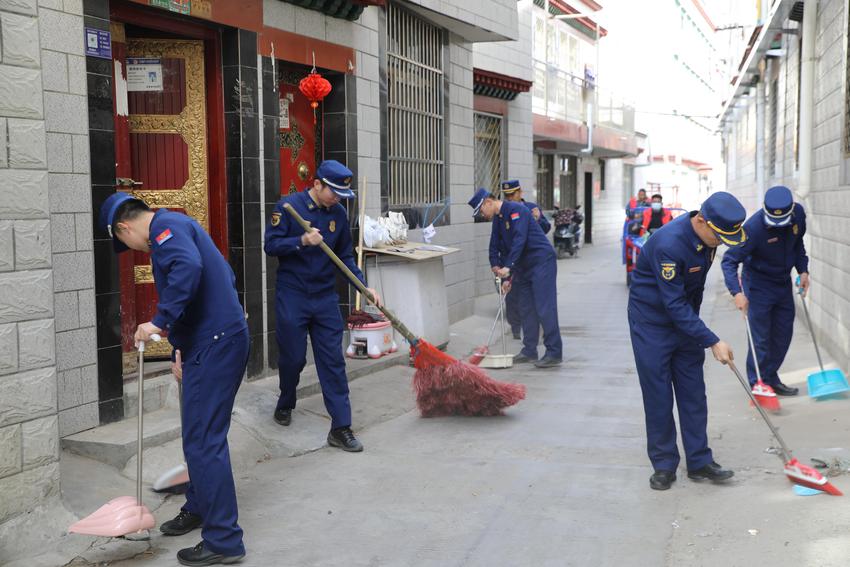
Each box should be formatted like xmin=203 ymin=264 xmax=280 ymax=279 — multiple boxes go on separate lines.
xmin=0 ymin=0 xmax=61 ymax=527
xmin=723 ymin=0 xmax=850 ymax=370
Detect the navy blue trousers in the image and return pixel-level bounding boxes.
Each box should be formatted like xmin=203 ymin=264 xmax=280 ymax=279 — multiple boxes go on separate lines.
xmin=743 ymin=275 xmax=794 ymax=386
xmin=516 ymin=257 xmax=562 ymax=360
xmin=629 ymin=315 xmax=713 ymax=472
xmin=275 ymin=290 xmax=352 ymax=429
xmin=180 ymin=327 xmax=249 ymax=557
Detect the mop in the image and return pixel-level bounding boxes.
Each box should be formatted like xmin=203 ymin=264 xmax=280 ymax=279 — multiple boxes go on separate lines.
xmin=728 ymin=360 xmax=842 ymax=495
xmin=284 ymin=203 xmax=525 ymax=417
xmin=69 ymin=335 xmax=160 ymax=538
xmin=743 ymin=314 xmax=780 ymax=411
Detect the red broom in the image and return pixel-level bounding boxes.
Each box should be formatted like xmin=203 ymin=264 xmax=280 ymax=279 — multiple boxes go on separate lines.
xmin=283 ymin=204 xmax=526 ymax=417
xmin=729 ymin=360 xmax=841 ymax=495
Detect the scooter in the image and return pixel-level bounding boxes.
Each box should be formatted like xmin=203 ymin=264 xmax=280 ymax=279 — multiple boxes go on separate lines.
xmin=553 ymin=205 xmax=583 ymax=259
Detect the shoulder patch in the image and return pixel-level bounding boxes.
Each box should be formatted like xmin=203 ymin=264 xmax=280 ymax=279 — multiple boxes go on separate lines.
xmin=155 ymin=229 xmax=173 ymax=246
xmin=510 ymin=212 xmax=520 ymax=221
xmin=660 ymin=262 xmax=676 ymax=281
xmin=271 ymin=211 xmax=281 ymax=227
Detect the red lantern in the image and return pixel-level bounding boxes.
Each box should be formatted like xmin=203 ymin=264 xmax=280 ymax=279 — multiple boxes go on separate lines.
xmin=299 ymin=71 xmax=332 ymax=124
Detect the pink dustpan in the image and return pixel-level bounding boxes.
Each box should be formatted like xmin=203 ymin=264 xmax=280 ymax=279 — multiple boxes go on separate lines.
xmin=69 ymin=496 xmax=154 ymax=537
xmin=68 ymin=336 xmax=161 ymax=538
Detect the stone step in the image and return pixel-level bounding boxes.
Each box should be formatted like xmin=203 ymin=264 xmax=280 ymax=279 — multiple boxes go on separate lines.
xmin=61 ymin=408 xmax=181 ymax=469
xmin=65 ymin=350 xmax=409 ymax=470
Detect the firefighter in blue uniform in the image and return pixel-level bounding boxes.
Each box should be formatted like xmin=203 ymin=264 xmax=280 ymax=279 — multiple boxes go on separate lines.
xmin=721 ymin=186 xmax=809 ymax=396
xmin=499 ymin=180 xmax=551 ymax=339
xmin=470 ymin=188 xmax=562 ymax=368
xmin=265 ymin=160 xmax=381 ymax=452
xmin=99 ymin=193 xmax=248 ymax=566
xmin=628 ymin=191 xmax=744 ymax=491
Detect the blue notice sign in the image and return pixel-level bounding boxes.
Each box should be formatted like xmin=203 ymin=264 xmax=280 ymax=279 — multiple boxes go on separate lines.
xmin=85 ymin=28 xmax=112 ymax=59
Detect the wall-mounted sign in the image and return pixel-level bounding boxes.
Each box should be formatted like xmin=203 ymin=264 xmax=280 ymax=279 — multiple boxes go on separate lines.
xmin=150 ymin=0 xmax=191 ymax=14
xmin=127 ymin=58 xmax=164 ymax=92
xmin=84 ymin=28 xmax=112 ymax=59
xmin=279 ymin=92 xmax=294 ymax=129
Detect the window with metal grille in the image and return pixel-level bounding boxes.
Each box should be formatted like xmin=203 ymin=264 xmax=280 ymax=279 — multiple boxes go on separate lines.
xmin=386 ymin=3 xmax=445 ymax=209
xmin=474 ymin=112 xmax=503 ymax=196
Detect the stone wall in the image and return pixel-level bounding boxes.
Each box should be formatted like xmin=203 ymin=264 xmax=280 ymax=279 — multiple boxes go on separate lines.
xmin=0 ymin=0 xmax=61 ymax=528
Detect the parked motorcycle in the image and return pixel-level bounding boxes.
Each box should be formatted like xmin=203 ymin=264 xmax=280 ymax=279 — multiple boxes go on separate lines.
xmin=552 ymin=205 xmax=583 ymax=259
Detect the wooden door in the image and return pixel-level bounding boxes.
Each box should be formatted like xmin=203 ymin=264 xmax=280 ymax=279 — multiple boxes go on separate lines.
xmin=278 ymin=68 xmax=321 ymax=195
xmin=112 ymin=28 xmax=211 ymax=364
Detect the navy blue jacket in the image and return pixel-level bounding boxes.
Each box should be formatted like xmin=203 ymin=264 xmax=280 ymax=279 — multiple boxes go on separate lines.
xmin=487 ymin=200 xmax=555 ymax=274
xmin=523 ymin=200 xmax=551 ymax=234
xmin=628 ymin=212 xmax=719 ymax=348
xmin=721 ymin=205 xmax=809 ymax=295
xmin=264 ymin=190 xmax=364 ymax=294
xmin=149 ymin=210 xmax=246 ymax=351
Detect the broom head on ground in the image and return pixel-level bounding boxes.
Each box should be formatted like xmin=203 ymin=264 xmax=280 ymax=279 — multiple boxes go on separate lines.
xmin=412 ymin=340 xmax=525 ymax=417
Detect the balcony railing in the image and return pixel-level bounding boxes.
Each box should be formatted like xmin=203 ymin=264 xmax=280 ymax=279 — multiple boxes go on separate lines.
xmin=532 ymin=60 xmax=635 ymax=134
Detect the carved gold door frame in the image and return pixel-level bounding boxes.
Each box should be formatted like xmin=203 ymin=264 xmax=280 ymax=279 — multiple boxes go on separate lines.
xmin=125 ymin=38 xmax=209 ymax=360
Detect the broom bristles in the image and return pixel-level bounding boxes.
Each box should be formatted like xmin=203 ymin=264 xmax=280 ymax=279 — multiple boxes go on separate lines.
xmin=411 ymin=340 xmax=526 ymax=417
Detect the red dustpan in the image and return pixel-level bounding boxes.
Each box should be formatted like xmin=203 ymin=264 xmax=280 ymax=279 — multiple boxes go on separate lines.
xmin=729 ymin=360 xmax=841 ymax=495
xmin=69 ymin=335 xmax=161 ymax=538
xmin=743 ymin=314 xmax=780 ymax=412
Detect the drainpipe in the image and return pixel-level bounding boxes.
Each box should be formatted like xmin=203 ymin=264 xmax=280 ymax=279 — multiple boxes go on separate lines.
xmin=797 ymin=0 xmax=817 ymax=199
xmin=755 ymin=62 xmax=766 ymax=206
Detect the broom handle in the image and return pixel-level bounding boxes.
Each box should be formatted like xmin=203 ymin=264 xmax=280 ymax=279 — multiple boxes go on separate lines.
xmin=742 ymin=314 xmax=765 ymax=385
xmin=283 ymin=203 xmax=419 ymax=345
xmin=355 ymin=176 xmax=366 ymax=311
xmin=798 ymin=289 xmax=825 ymax=372
xmin=728 ymin=360 xmax=793 ymax=462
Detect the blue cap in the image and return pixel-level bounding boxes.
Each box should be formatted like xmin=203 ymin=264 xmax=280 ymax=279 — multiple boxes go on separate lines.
xmin=501 ymin=180 xmax=521 ymax=194
xmin=468 ymin=188 xmax=492 ymax=217
xmin=98 ymin=192 xmax=137 ymax=253
xmin=317 ymin=160 xmax=355 ymax=198
xmin=700 ymin=191 xmax=747 ymax=246
xmin=763 ymin=185 xmax=794 ymax=227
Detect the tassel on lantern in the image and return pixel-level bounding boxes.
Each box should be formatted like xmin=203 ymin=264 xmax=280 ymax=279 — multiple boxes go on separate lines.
xmin=299 ymin=53 xmax=332 ymax=124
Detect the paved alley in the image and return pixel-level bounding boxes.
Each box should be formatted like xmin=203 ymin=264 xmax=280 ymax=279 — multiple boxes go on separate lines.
xmin=31 ymin=242 xmax=850 ymax=567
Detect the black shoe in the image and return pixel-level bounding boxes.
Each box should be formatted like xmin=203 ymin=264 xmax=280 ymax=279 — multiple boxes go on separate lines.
xmin=534 ymin=357 xmax=562 ymax=368
xmin=513 ymin=353 xmax=536 ymax=364
xmin=328 ymin=427 xmax=363 ymax=452
xmin=273 ymin=408 xmax=292 ymax=426
xmin=772 ymin=382 xmax=799 ymax=396
xmin=177 ymin=542 xmax=244 ymax=566
xmin=650 ymin=470 xmax=676 ymax=491
xmin=160 ymin=510 xmax=203 ymax=536
xmin=688 ymin=462 xmax=734 ymax=483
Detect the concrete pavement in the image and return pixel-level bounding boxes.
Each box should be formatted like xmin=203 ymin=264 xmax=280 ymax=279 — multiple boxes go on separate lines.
xmin=16 ymin=241 xmax=850 ymax=566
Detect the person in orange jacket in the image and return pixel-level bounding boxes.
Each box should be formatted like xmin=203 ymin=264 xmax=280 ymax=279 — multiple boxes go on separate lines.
xmin=626 ymin=189 xmax=649 ymax=217
xmin=642 ymin=193 xmax=672 ymax=234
